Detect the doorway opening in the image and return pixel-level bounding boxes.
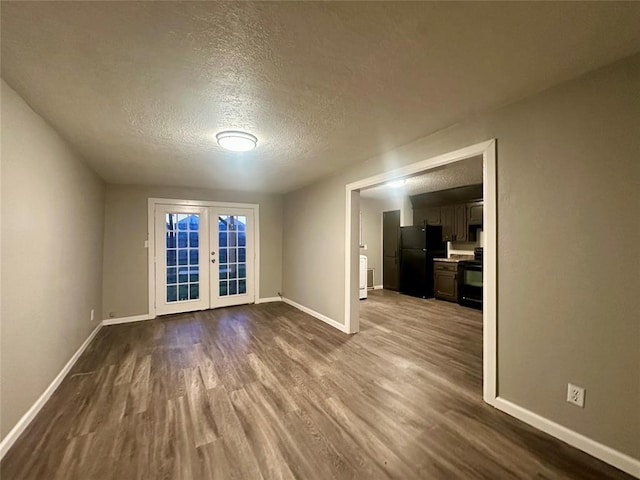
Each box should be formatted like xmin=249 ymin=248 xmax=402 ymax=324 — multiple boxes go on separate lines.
xmin=147 ymin=198 xmax=260 ymax=318
xmin=345 ymin=140 xmax=497 ymax=404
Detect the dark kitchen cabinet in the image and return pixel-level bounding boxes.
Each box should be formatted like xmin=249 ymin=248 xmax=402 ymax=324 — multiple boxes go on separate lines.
xmin=468 ymin=201 xmax=483 ymax=225
xmin=440 ymin=205 xmax=466 ymax=242
xmin=434 ymin=261 xmax=457 ymax=302
xmin=413 ymin=207 xmax=441 ymax=227
xmin=454 ymin=204 xmax=468 ymax=242
xmin=414 ymin=201 xmax=479 ymax=242
xmin=425 ymin=207 xmax=441 ymax=225
xmin=408 ymin=185 xmax=483 ymax=242
xmin=440 ymin=206 xmax=454 ymax=241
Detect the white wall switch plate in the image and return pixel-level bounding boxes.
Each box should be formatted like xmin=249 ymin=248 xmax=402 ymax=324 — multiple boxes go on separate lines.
xmin=567 ymin=383 xmax=585 ymax=408
xmin=90 ymin=309 xmax=95 ymax=322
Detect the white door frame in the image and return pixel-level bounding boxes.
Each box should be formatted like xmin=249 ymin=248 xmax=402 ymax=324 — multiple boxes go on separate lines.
xmin=153 ymin=204 xmax=211 ymax=315
xmin=344 ymin=139 xmax=497 ymax=404
xmin=147 ymin=198 xmax=260 ymax=319
xmin=209 ymin=206 xmax=256 ymax=309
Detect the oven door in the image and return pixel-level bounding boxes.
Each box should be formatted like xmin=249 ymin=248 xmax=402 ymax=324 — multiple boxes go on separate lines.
xmin=457 ymin=261 xmax=483 ymax=310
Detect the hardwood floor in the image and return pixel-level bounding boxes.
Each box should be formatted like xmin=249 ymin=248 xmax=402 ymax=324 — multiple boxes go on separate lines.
xmin=1 ymin=290 xmax=633 ymax=479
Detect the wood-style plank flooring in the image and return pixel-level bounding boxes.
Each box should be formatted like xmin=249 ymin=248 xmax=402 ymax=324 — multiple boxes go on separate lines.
xmin=1 ymin=290 xmax=633 ymax=479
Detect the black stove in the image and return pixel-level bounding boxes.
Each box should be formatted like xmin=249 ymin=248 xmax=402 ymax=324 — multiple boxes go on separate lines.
xmin=458 ymin=248 xmax=483 ymax=310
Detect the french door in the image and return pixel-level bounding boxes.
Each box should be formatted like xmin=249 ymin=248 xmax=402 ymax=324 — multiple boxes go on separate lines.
xmin=154 ymin=203 xmax=255 ymax=316
xmin=210 ymin=207 xmax=255 ymax=308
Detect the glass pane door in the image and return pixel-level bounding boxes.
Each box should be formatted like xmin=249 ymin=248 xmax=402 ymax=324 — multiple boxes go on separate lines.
xmin=153 ymin=203 xmax=255 ymax=315
xmin=165 ymin=213 xmax=201 ymax=303
xmin=155 ymin=205 xmax=209 ymax=315
xmin=210 ymin=208 xmax=254 ymax=308
xmin=217 ymin=214 xmax=248 ymax=297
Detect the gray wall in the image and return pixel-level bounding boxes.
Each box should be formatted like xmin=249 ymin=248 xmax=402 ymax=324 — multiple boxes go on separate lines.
xmin=359 ymin=196 xmax=412 ymax=287
xmin=359 ymin=198 xmax=383 ymax=287
xmin=1 ymin=80 xmax=105 ymax=438
xmin=282 ymin=55 xmax=640 ymax=458
xmin=102 ymin=184 xmax=283 ymax=319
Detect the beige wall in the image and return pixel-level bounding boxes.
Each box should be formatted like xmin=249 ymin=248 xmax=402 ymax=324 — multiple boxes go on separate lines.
xmin=359 ymin=198 xmax=383 ymax=286
xmin=379 ymin=196 xmax=412 ymax=227
xmin=0 ymin=80 xmax=105 ymax=439
xmin=283 ymin=55 xmax=640 ymax=458
xmin=102 ymin=184 xmax=283 ymax=319
xmin=359 ymin=195 xmax=413 ymax=287
xmin=284 ymin=175 xmax=347 ymax=320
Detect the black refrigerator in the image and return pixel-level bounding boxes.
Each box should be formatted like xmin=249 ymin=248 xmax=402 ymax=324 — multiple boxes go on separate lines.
xmin=399 ymin=225 xmax=446 ymax=299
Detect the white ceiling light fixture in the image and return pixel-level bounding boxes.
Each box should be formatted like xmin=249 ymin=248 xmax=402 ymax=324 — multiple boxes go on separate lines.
xmin=216 ymin=130 xmax=258 ymax=152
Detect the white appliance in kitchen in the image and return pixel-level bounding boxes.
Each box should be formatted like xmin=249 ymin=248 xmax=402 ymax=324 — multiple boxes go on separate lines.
xmin=359 ymin=255 xmax=368 ymax=299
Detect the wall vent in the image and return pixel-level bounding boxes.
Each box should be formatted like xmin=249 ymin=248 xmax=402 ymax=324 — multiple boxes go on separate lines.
xmin=367 ymin=268 xmax=374 ymax=289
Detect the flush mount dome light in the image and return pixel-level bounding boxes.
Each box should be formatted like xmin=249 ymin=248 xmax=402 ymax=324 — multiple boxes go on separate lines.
xmin=216 ymin=130 xmax=257 ymax=152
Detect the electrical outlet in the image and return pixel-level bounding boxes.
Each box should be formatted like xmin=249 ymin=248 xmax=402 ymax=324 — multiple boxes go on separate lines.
xmin=90 ymin=309 xmax=95 ymax=322
xmin=567 ymin=383 xmax=585 ymax=408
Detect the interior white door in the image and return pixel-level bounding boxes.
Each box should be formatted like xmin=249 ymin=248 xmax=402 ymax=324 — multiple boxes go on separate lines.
xmin=210 ymin=207 xmax=255 ymax=308
xmin=155 ymin=205 xmax=210 ymax=315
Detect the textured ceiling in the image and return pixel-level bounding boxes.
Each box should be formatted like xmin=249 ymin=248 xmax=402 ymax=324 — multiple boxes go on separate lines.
xmin=2 ymin=2 xmax=640 ymax=193
xmin=360 ymin=156 xmax=483 ymax=200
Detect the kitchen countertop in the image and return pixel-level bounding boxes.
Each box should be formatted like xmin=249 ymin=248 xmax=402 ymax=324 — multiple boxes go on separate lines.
xmin=433 ymin=255 xmax=474 ymax=263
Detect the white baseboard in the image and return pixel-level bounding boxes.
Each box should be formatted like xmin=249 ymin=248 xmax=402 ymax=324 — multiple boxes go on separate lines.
xmin=0 ymin=322 xmax=103 ymax=460
xmin=255 ymin=297 xmax=282 ymax=304
xmin=493 ymin=397 xmax=640 ymax=478
xmin=282 ymin=297 xmax=350 ymax=334
xmin=373 ymin=285 xmax=383 ymax=290
xmin=102 ymin=313 xmax=150 ymax=326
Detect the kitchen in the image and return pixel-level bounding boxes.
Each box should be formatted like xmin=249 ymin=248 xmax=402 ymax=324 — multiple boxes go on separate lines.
xmin=359 ymin=156 xmax=484 ymax=309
